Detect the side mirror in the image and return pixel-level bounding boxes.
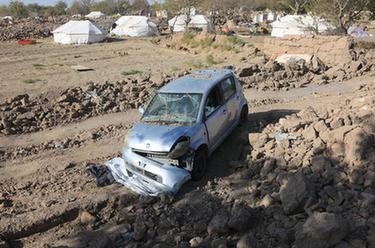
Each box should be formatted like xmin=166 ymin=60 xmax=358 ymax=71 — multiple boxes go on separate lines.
xmin=138 ymin=107 xmax=145 ymax=115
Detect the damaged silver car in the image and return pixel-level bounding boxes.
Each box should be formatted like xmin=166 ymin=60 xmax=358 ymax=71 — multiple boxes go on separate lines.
xmin=122 ymin=69 xmax=248 ymax=193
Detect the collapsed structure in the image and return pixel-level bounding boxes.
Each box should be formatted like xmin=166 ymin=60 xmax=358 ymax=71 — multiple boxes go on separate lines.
xmin=52 ymin=20 xmax=107 ymax=44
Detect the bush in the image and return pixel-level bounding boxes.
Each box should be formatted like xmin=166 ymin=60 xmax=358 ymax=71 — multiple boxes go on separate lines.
xmin=122 ymin=69 xmax=142 ymax=76
xmin=181 ymin=32 xmax=197 ymax=45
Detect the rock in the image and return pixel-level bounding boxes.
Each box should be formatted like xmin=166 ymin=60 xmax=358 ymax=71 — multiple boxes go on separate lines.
xmin=211 ymin=238 xmax=228 ymax=248
xmin=310 ymin=55 xmax=327 ymax=73
xmin=228 ymin=203 xmax=255 ymax=232
xmin=133 ymin=220 xmax=147 ymax=241
xmin=259 ymin=194 xmax=273 ymax=208
xmin=295 ymin=212 xmax=348 ymax=248
xmin=238 ymin=65 xmax=260 ymax=77
xmin=279 ymin=117 xmax=304 ymax=132
xmin=236 ymin=234 xmax=259 ymax=248
xmin=280 ymin=172 xmax=315 ymax=214
xmin=79 ymin=211 xmax=96 ymax=226
xmin=330 ymin=118 xmax=344 ymax=129
xmin=189 ymin=237 xmax=203 ymax=247
xmin=0 ymin=241 xmax=9 ymax=248
xmin=301 ymin=125 xmax=317 ymax=140
xmin=249 ymin=133 xmax=269 ymax=149
xmin=207 ymin=212 xmax=229 ymax=235
xmin=344 ymin=127 xmax=374 ymax=165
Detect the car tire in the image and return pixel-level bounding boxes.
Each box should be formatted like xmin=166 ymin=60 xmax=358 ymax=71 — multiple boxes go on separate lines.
xmin=239 ymin=105 xmax=248 ymax=125
xmin=191 ymin=149 xmax=207 ymax=181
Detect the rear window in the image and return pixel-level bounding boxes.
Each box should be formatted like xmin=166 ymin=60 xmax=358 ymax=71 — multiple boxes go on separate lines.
xmin=220 ymin=77 xmax=236 ymax=101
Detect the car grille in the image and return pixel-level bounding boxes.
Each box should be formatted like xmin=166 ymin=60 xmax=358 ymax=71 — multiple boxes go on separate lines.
xmin=126 ymin=162 xmax=163 ymax=183
xmin=132 ymin=149 xmax=179 ymax=166
xmin=132 ymin=149 xmax=168 ymax=158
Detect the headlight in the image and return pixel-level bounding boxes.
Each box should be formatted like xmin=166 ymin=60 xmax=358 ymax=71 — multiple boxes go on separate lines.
xmin=123 ymin=130 xmax=130 ymax=148
xmin=168 ymin=137 xmax=190 ymax=159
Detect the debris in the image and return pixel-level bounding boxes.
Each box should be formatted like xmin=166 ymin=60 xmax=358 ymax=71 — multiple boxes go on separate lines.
xmin=71 ymin=65 xmax=94 ymax=72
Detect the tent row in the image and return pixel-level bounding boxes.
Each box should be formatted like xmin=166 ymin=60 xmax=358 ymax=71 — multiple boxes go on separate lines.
xmin=53 ymin=14 xmax=214 ymax=44
xmin=53 ymin=16 xmax=158 ymax=44
xmin=52 ymin=14 xmax=340 ymax=44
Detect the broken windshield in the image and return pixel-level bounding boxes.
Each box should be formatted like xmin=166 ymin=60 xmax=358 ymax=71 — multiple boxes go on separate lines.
xmin=142 ymin=93 xmax=202 ymax=124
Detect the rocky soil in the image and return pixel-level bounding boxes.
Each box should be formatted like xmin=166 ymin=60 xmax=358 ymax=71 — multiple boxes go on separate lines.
xmin=1 ymin=76 xmax=375 ymax=248
xmin=0 ymin=73 xmax=174 ymax=135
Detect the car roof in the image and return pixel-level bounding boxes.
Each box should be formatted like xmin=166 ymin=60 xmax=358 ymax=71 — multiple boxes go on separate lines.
xmin=159 ymin=69 xmax=233 ymax=94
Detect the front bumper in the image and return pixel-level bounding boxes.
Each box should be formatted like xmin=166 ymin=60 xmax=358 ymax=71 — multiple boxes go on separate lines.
xmin=121 ymin=147 xmax=191 ymax=193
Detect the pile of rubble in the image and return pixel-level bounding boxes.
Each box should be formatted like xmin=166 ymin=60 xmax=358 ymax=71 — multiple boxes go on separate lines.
xmin=0 ymin=74 xmax=173 ymax=135
xmin=0 ymin=16 xmax=68 ymax=41
xmin=236 ymin=55 xmax=374 ymax=91
xmin=243 ymin=93 xmax=375 ymax=247
xmin=74 ymin=94 xmax=375 ymax=248
xmin=33 ymin=92 xmax=375 ymax=248
xmin=0 ymin=16 xmax=114 ymax=41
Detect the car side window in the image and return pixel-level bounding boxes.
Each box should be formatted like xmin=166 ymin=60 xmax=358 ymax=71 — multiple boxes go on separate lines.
xmin=205 ymin=86 xmax=222 ymax=118
xmin=220 ymin=77 xmax=236 ymax=102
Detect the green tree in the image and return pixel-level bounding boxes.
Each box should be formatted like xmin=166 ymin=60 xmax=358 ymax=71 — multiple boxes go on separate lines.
xmin=9 ymin=0 xmax=28 ymax=17
xmin=54 ymin=0 xmax=67 ymax=15
xmin=69 ymin=0 xmax=93 ymax=15
xmin=278 ymin=0 xmax=310 ymax=14
xmin=311 ymin=0 xmax=370 ymax=32
xmin=92 ymin=0 xmax=131 ymax=15
xmin=26 ymin=3 xmax=44 ymax=16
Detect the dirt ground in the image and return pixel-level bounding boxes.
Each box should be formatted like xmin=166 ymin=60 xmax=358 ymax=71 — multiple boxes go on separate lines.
xmin=0 ymin=36 xmax=375 ymax=247
xmin=0 ymin=37 xmax=202 ymax=99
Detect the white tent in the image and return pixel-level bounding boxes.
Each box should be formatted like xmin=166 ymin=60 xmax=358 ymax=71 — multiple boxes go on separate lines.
xmin=111 ymin=16 xmax=158 ymax=37
xmin=168 ymin=14 xmax=214 ymax=32
xmin=271 ymin=15 xmax=333 ymax=37
xmin=53 ymin=20 xmax=107 ymax=44
xmin=85 ymin=11 xmax=105 ymax=19
xmin=267 ymin=12 xmax=276 ymax=22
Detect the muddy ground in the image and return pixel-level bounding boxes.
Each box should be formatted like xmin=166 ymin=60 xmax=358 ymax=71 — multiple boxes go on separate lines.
xmin=1 ymin=36 xmax=375 ymax=248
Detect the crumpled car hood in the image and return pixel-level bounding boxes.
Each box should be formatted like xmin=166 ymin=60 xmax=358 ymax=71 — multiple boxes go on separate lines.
xmin=128 ymin=123 xmax=193 ymax=152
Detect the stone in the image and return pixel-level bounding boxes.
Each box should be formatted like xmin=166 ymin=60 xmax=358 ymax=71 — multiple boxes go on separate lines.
xmin=248 ymin=133 xmax=269 ymax=149
xmin=260 ymin=159 xmax=276 ymax=177
xmin=259 ymin=194 xmax=273 ymax=208
xmin=189 ymin=237 xmax=203 ymax=247
xmin=79 ymin=211 xmax=96 ymax=226
xmin=280 ymin=172 xmax=315 ymax=214
xmin=295 ymin=212 xmax=348 ymax=248
xmin=344 ymin=127 xmax=374 ymax=165
xmin=301 ymin=126 xmax=317 ymax=140
xmin=330 ymin=118 xmax=344 ymax=129
xmin=228 ymin=203 xmax=255 ymax=232
xmin=238 ymin=65 xmax=260 ymax=77
xmin=211 ymin=238 xmax=228 ymax=248
xmin=207 ymin=212 xmax=229 ymax=235
xmin=236 ymin=234 xmax=260 ymax=248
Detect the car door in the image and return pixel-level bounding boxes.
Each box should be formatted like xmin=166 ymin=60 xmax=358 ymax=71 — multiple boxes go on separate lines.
xmin=203 ymin=85 xmax=227 ymax=150
xmin=219 ymin=76 xmax=240 ymax=129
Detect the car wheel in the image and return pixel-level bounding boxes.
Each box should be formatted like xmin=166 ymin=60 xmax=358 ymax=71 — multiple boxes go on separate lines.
xmin=191 ymin=149 xmax=207 ymax=181
xmin=239 ymin=105 xmax=248 ymax=125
